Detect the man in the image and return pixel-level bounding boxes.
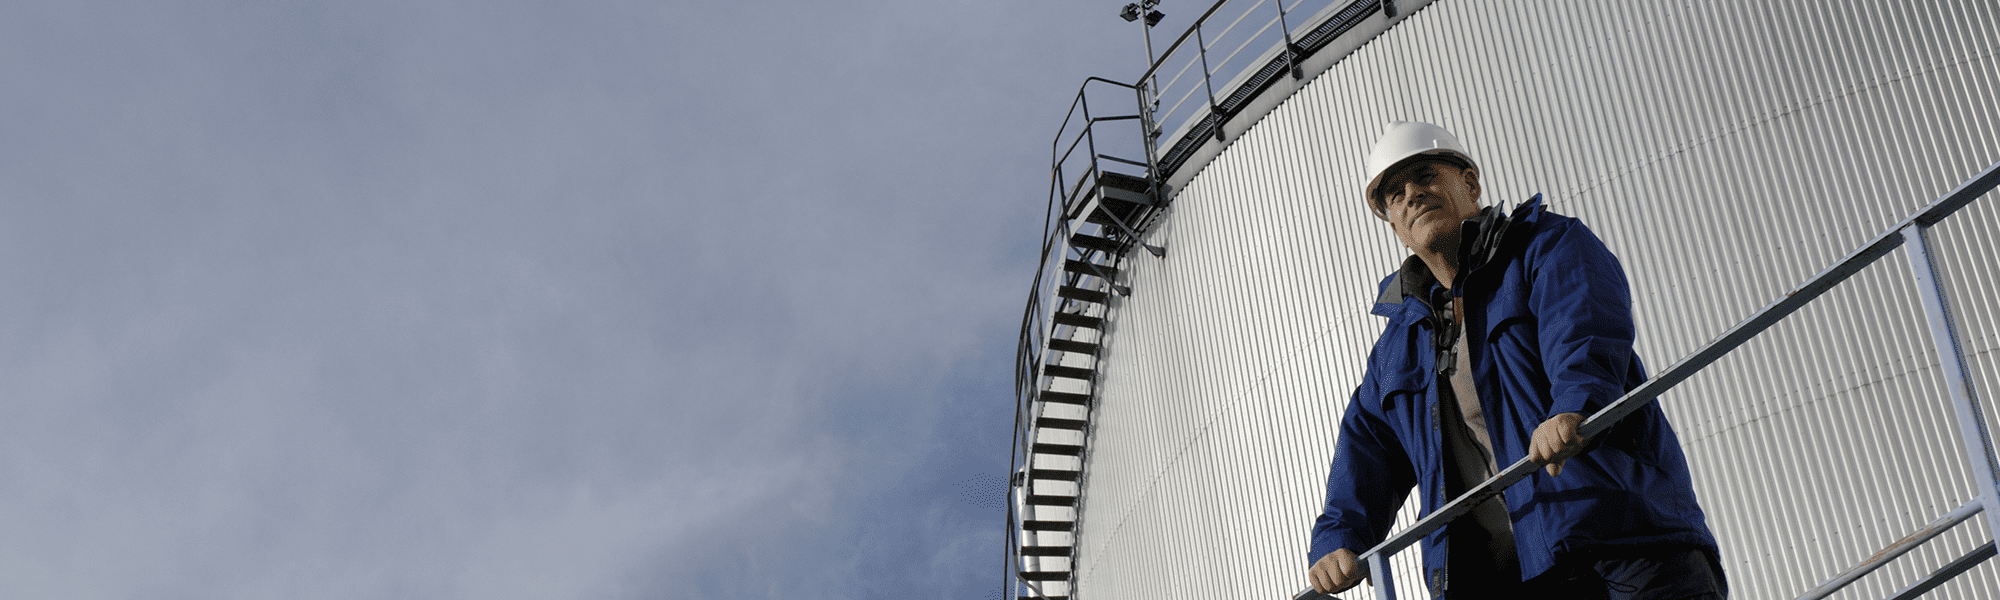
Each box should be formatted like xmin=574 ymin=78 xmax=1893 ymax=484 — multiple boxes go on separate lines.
xmin=1305 ymin=122 xmax=1724 ymax=598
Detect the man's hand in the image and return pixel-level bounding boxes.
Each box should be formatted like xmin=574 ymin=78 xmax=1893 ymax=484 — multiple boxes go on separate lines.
xmin=1528 ymin=412 xmax=1587 ymax=477
xmin=1307 ymin=548 xmax=1364 ymax=594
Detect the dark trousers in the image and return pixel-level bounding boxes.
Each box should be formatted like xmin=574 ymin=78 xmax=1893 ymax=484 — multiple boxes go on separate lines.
xmin=1445 ymin=548 xmax=1726 ymax=599
xmin=1523 ymin=548 xmax=1725 ymax=599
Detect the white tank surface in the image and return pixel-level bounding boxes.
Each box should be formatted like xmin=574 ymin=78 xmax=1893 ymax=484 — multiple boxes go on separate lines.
xmin=1012 ymin=0 xmax=2000 ymax=599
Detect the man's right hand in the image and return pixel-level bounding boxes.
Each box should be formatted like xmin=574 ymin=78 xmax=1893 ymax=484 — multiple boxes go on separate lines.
xmin=1307 ymin=548 xmax=1364 ymax=594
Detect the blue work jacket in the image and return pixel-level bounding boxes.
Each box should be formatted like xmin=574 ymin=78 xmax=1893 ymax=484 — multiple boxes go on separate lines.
xmin=1308 ymin=197 xmax=1719 ymax=593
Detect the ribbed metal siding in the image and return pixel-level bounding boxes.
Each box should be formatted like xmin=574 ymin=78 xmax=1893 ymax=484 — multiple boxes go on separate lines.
xmin=1072 ymin=1 xmax=2000 ymax=598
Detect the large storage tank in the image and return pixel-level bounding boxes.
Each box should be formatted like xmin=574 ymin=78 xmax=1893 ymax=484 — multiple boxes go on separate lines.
xmin=1009 ymin=1 xmax=2000 ymax=599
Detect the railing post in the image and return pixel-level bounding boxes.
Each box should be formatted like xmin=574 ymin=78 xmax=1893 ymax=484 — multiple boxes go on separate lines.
xmin=1270 ymin=0 xmax=1303 ymax=78
xmin=1367 ymin=552 xmax=1396 ymax=600
xmin=1136 ymin=83 xmax=1160 ymax=180
xmin=1194 ymin=25 xmax=1223 ymax=142
xmin=1902 ymin=223 xmax=2000 ymax=545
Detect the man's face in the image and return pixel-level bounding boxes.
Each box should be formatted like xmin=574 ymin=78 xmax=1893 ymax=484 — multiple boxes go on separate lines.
xmin=1375 ymin=159 xmax=1482 ymax=256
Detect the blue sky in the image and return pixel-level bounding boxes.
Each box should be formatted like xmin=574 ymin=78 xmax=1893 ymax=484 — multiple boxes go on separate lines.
xmin=0 ymin=1 xmax=1145 ymax=597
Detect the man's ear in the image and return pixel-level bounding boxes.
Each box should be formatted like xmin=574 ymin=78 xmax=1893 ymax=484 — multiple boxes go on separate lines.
xmin=1463 ymin=167 xmax=1481 ymax=200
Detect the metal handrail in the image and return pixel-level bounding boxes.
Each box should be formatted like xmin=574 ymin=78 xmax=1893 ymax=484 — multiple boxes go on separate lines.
xmin=1213 ymin=15 xmax=1289 ymax=80
xmin=1007 ymin=73 xmax=1161 ymax=600
xmin=1135 ymin=0 xmax=1395 ymax=182
xmin=1105 ymin=0 xmax=1410 ymax=190
xmin=1056 ymin=115 xmax=1141 ymax=181
xmin=1294 ymin=159 xmax=2000 ymax=599
xmin=1029 ymin=78 xmax=1142 ymax=383
xmin=1206 ymin=0 xmax=1268 ymax=48
xmin=1795 ymin=499 xmax=1983 ymax=600
xmin=1135 ymin=1 xmax=1240 ymax=86
xmin=1156 ymin=67 xmax=1211 ymax=136
xmin=1140 ymin=0 xmax=1337 ymax=155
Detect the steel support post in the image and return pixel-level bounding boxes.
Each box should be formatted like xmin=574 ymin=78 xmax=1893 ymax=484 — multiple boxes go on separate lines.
xmin=1902 ymin=223 xmax=2000 ymax=546
xmin=1369 ymin=552 xmax=1396 ymax=600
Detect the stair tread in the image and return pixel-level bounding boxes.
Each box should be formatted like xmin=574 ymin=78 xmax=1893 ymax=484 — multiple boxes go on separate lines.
xmin=1051 ymin=312 xmax=1103 ymax=329
xmin=1062 ymin=259 xmax=1119 ymax=279
xmin=1036 ymin=417 xmax=1088 ymax=430
xmin=1032 ymin=442 xmax=1083 ymax=456
xmin=1057 ymin=285 xmax=1109 ymax=303
xmin=1045 ymin=338 xmax=1098 ymax=355
xmin=1043 ymin=364 xmax=1092 ymax=379
xmin=1022 ymin=520 xmax=1073 ymax=531
xmin=1069 ymin=234 xmax=1118 ymax=253
xmin=1030 ymin=468 xmax=1081 ymax=481
xmin=1038 ymin=391 xmax=1092 ymax=405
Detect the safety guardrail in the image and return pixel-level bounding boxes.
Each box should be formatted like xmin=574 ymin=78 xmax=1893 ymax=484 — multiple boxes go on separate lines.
xmin=1017 ymin=76 xmax=1149 ymax=424
xmin=1294 ymin=160 xmax=2000 ymax=600
xmin=1006 ymin=74 xmax=1157 ymax=600
xmin=1135 ymin=0 xmax=1394 ymax=180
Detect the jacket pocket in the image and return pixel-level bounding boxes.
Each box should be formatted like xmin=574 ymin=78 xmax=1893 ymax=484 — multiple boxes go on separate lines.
xmin=1375 ymin=368 xmax=1429 ymax=411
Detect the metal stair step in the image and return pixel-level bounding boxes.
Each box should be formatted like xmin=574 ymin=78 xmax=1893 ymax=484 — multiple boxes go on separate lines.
xmin=1019 ymin=571 xmax=1070 ymax=581
xmin=1085 ymin=207 xmax=1136 ymax=226
xmin=1098 ymin=189 xmax=1152 ymax=210
xmin=1021 ymin=546 xmax=1073 ymax=557
xmin=1030 ymin=469 xmax=1080 ymax=481
xmin=1069 ymin=233 xmax=1119 ymax=253
xmin=1096 ymin=170 xmax=1153 ymax=194
xmin=1026 ymin=495 xmax=1076 ymax=507
xmin=1023 ymin=520 xmax=1074 ymax=531
xmin=1057 ymin=285 xmax=1109 ymax=304
xmin=1063 ymin=259 xmax=1118 ymax=280
xmin=1032 ymin=442 xmax=1083 ymax=456
xmin=1037 ymin=391 xmax=1092 ymax=405
xmin=1036 ymin=417 xmax=1088 ymax=430
xmin=1043 ymin=364 xmax=1092 ymax=380
xmin=1045 ymin=338 xmax=1098 ymax=355
xmin=1095 ymin=171 xmax=1155 ymax=207
xmin=1052 ymin=312 xmax=1103 ymax=329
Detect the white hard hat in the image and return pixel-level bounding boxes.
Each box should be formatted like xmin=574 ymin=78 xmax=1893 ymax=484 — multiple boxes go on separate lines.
xmin=1363 ymin=121 xmax=1479 ymax=219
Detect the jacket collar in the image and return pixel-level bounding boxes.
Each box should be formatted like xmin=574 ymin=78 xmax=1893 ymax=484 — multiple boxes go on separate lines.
xmin=1374 ymin=255 xmax=1435 ymax=317
xmin=1371 ymin=195 xmax=1545 ymax=319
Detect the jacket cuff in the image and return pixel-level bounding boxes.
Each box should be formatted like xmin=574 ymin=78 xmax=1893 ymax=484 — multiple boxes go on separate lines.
xmin=1307 ymin=530 xmax=1372 ymax=567
xmin=1551 ymin=389 xmax=1609 ymax=420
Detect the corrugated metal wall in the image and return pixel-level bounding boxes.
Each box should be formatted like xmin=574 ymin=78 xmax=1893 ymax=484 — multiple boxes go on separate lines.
xmin=1072 ymin=1 xmax=2000 ymax=598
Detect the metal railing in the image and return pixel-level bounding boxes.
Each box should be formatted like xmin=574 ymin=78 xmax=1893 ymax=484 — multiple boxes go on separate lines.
xmin=1294 ymin=160 xmax=2000 ymax=599
xmin=1005 ymin=75 xmax=1157 ymax=600
xmin=1020 ymin=0 xmax=1408 ymax=423
xmin=1016 ymin=0 xmax=1405 ymax=395
xmin=1135 ymin=0 xmax=1393 ymax=181
xmin=1016 ymin=76 xmax=1151 ymax=416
